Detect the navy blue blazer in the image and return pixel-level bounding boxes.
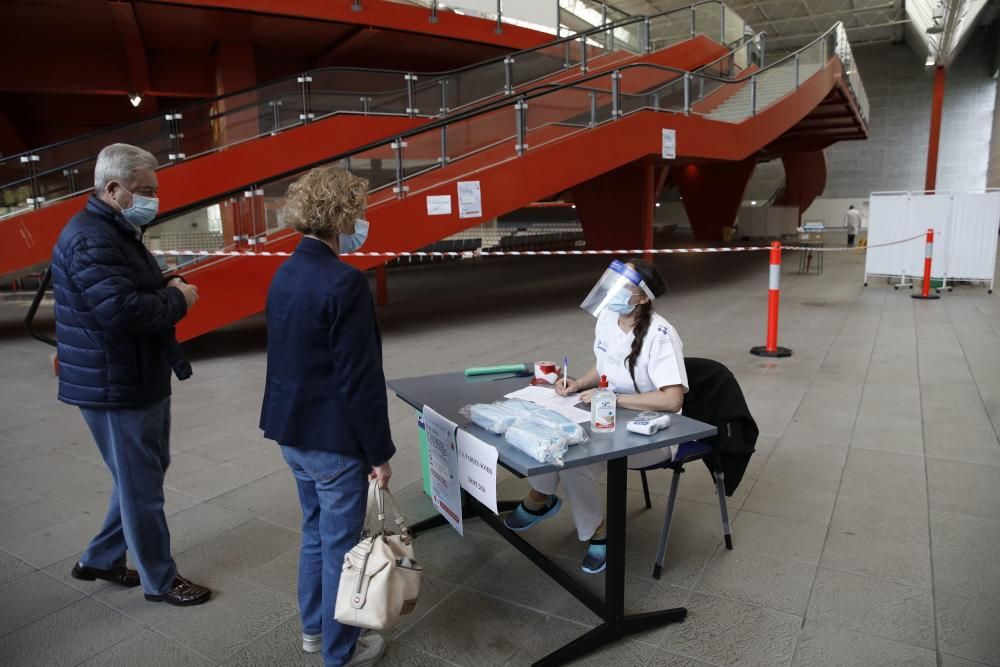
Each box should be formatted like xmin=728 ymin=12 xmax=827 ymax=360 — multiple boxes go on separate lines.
xmin=260 ymin=237 xmax=396 ymax=466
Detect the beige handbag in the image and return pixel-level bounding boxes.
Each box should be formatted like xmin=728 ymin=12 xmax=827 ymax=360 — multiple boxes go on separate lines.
xmin=335 ymin=481 xmax=422 ymax=630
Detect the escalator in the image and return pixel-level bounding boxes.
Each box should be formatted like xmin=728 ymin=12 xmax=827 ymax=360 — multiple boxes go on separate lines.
xmin=160 ymin=21 xmax=867 ymax=340
xmin=0 ymin=0 xmax=749 ymax=282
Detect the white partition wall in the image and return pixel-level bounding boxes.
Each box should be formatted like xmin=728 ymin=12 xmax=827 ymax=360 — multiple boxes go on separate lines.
xmin=865 ymin=190 xmax=999 ymax=290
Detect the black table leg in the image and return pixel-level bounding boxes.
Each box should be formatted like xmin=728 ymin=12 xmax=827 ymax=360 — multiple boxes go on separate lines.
xmin=533 ymin=458 xmax=687 ymax=666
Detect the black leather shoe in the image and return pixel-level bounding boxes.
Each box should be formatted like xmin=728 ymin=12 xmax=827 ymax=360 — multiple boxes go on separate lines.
xmin=144 ymin=575 xmax=211 ymax=606
xmin=71 ymin=562 xmax=141 ymax=588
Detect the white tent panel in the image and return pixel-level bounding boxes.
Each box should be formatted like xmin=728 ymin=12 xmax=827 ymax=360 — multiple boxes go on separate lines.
xmin=865 ymin=193 xmax=912 ymax=278
xmin=948 ymin=191 xmax=1000 ymax=282
xmin=910 ymin=194 xmax=952 ymax=279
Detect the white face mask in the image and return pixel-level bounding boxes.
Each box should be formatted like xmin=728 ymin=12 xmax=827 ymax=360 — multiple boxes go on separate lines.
xmin=116 ymin=185 xmax=159 ymax=227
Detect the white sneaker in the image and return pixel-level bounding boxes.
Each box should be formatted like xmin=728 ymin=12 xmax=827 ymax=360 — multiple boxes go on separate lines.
xmin=302 ymin=633 xmax=321 ymax=654
xmin=345 ymin=634 xmax=387 ymax=666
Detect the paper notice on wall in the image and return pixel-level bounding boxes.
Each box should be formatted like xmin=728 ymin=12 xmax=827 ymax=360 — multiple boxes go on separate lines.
xmin=457 ymin=181 xmax=483 ymax=219
xmin=662 ymin=129 xmax=677 ymax=160
xmin=426 ymin=195 xmax=452 ymax=216
xmin=422 ymin=405 xmax=463 ymax=535
xmin=456 ymin=430 xmax=499 ymax=515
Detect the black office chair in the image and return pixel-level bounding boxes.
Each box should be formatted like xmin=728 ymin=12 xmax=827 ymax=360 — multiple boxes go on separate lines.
xmin=635 ymin=358 xmax=756 ymax=579
xmin=636 ymin=444 xmax=732 ymax=579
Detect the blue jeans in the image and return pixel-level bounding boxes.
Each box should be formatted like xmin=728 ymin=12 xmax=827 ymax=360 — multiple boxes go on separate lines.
xmin=281 ymin=446 xmax=369 ymax=667
xmin=79 ymin=398 xmax=177 ymax=595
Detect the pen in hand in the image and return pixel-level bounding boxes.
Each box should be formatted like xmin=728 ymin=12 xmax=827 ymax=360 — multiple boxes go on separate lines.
xmin=562 ymin=356 xmax=568 ymax=391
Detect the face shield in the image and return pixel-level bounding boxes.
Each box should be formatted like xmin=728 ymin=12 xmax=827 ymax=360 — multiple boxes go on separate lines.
xmin=579 ymin=260 xmax=656 ymax=317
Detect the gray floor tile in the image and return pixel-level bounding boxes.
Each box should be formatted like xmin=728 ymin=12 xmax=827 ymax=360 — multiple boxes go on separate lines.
xmin=2 ymin=513 xmax=103 ymax=568
xmin=696 ymin=548 xmax=817 ymax=615
xmin=43 ymin=554 xmax=115 ymax=595
xmin=932 ymin=543 xmax=1000 ymax=604
xmin=152 ymin=577 xmax=298 ymax=663
xmin=79 ymin=629 xmax=214 ymax=667
xmin=181 ymin=519 xmax=299 ymax=577
xmin=167 ymin=462 xmax=269 ymax=501
xmin=0 ymin=480 xmax=43 ymax=515
xmin=384 ymin=574 xmax=460 ymax=641
xmin=647 ymin=651 xmax=716 ymax=667
xmin=939 ymin=652 xmax=997 ymax=667
xmin=831 ymin=492 xmax=931 ymax=545
xmin=806 ymin=568 xmax=936 ymax=650
xmin=0 ymin=570 xmax=84 ymax=637
xmin=166 ymin=502 xmax=249 ymax=553
xmin=935 ymin=592 xmax=1000 ymax=665
xmin=242 ymin=548 xmax=299 ymax=598
xmin=408 ymin=526 xmax=505 ymax=585
xmin=730 ymin=511 xmax=829 ymax=565
xmin=838 ymin=449 xmax=928 ymax=506
xmin=0 ymin=496 xmax=85 ymax=546
xmin=820 ymin=526 xmax=932 ymax=588
xmin=208 ymin=471 xmax=299 ymax=521
xmin=792 ymin=620 xmax=936 ymax=666
xmin=742 ymin=478 xmax=837 ymax=525
xmin=659 ymin=592 xmax=801 ymax=666
xmin=219 ymin=616 xmax=322 ymax=666
xmin=396 ymin=588 xmax=542 ymax=666
xmin=930 ymin=509 xmax=1000 ymax=561
xmin=0 ymin=597 xmax=143 ymax=666
xmin=0 ymin=550 xmax=33 ymax=587
xmin=927 ymin=458 xmax=1000 ymax=519
xmin=507 ymin=614 xmax=657 ymax=666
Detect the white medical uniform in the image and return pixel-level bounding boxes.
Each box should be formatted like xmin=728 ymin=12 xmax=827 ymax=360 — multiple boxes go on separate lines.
xmin=528 ymin=308 xmax=688 ymax=541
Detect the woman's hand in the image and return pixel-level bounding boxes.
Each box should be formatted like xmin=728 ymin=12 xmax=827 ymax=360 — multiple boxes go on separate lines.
xmin=554 ymin=378 xmax=583 ymax=396
xmin=370 ymin=462 xmax=392 ymax=489
xmin=578 ymin=388 xmax=597 ymax=404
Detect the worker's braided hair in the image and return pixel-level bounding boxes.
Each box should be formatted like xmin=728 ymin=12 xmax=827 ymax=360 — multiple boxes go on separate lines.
xmin=624 ymin=260 xmax=668 ymax=392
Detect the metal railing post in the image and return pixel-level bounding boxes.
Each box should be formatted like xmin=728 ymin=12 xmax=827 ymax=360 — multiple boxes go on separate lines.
xmin=439 ymin=79 xmax=449 ymax=114
xmin=515 ymin=98 xmax=528 ymax=156
xmin=351 ymin=0 xmax=361 ymax=10
xmin=297 ymin=74 xmax=313 ymax=124
xmin=392 ymin=139 xmax=408 ymax=198
xmin=580 ymin=36 xmax=588 ymax=73
xmin=611 ymin=70 xmax=622 ymax=119
xmin=20 ymin=154 xmax=41 ymax=209
xmin=750 ymin=75 xmax=757 ymax=115
xmin=589 ymin=90 xmax=597 ymax=126
xmin=721 ymin=4 xmax=726 ymax=43
xmin=440 ymin=125 xmax=449 ymax=165
xmin=429 ymin=0 xmax=438 ymax=23
xmin=642 ymin=17 xmax=651 ymax=54
xmin=683 ymin=73 xmax=691 ymax=115
xmin=268 ymin=100 xmax=282 ymax=134
xmin=794 ymin=53 xmax=800 ymax=88
xmin=361 ymin=96 xmax=371 ymax=116
xmin=165 ymin=113 xmax=185 ymax=160
xmin=405 ymin=73 xmax=418 ymax=117
xmin=63 ymin=167 xmax=78 ymax=195
xmin=495 ymin=0 xmax=502 ymax=33
xmin=759 ymin=33 xmax=766 ymax=66
xmin=564 ymin=39 xmax=572 ymax=69
xmin=699 ymin=74 xmax=705 ymax=99
xmin=504 ymin=56 xmax=514 ymax=95
xmin=690 ymin=5 xmax=696 ymax=37
xmin=653 ymin=89 xmax=660 ymax=111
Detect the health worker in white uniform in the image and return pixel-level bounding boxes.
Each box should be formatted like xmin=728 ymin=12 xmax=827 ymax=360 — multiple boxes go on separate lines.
xmin=503 ymin=260 xmax=687 ymax=575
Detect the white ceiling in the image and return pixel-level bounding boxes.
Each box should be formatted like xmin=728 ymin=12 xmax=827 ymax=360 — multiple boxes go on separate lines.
xmin=571 ymin=0 xmax=993 ymax=61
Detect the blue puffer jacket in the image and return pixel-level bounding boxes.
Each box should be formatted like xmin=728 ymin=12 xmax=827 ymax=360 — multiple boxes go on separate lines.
xmin=51 ymin=196 xmax=190 ymax=408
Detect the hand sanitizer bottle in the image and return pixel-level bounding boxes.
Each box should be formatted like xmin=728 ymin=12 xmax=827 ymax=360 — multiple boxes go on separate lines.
xmin=591 ymin=375 xmax=616 ymax=433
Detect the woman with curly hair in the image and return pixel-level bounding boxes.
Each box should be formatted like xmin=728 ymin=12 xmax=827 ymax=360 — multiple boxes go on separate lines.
xmin=260 ymin=166 xmax=393 ymax=667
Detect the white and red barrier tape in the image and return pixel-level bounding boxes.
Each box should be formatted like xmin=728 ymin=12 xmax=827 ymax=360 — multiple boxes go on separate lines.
xmin=148 ymin=233 xmax=925 ymax=259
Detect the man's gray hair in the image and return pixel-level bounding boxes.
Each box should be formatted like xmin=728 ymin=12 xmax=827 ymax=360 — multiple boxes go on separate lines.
xmin=93 ymin=143 xmax=158 ymax=192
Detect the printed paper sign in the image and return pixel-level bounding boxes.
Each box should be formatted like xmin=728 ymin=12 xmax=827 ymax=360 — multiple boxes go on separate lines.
xmin=422 ymin=405 xmax=463 ymax=535
xmin=426 ymin=195 xmax=452 ymax=216
xmin=456 ymin=430 xmax=499 ymax=515
xmin=662 ymin=128 xmax=677 ymax=160
xmin=457 ymin=181 xmax=483 ymax=219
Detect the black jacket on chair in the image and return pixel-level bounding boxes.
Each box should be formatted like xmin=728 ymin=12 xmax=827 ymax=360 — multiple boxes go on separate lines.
xmin=682 ymin=357 xmax=758 ymax=496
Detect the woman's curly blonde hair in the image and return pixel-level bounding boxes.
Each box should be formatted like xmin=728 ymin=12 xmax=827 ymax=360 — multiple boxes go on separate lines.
xmin=283 ymin=166 xmax=369 ymax=239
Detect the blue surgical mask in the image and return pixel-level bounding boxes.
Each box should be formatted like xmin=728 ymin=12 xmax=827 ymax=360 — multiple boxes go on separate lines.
xmin=117 ymin=186 xmax=159 ymax=228
xmin=339 ymin=219 xmax=369 ymax=254
xmin=606 ymin=290 xmax=636 ymax=315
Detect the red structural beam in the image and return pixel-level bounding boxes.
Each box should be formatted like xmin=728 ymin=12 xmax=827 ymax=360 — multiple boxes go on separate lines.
xmin=925 ymin=65 xmax=946 ymax=192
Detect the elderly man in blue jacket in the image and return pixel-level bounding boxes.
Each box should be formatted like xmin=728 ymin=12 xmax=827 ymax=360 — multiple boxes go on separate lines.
xmin=51 ymin=143 xmax=210 ymax=606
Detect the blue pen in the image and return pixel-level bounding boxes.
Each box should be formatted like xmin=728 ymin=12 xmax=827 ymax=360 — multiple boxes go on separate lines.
xmin=562 ymin=356 xmax=568 ymax=391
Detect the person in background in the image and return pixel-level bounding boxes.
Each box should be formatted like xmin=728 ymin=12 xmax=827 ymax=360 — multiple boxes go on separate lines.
xmin=51 ymin=143 xmax=210 ymax=606
xmin=844 ymin=204 xmax=862 ymax=246
xmin=504 ymin=260 xmax=686 ymax=575
xmin=260 ymin=166 xmax=394 ymax=667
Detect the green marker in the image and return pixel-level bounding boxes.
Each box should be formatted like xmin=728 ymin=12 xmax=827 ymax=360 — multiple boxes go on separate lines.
xmin=463 ymin=364 xmax=528 ymax=377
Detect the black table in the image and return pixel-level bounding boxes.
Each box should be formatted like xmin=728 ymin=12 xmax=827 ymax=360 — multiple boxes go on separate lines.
xmin=388 ymin=370 xmax=717 ymax=666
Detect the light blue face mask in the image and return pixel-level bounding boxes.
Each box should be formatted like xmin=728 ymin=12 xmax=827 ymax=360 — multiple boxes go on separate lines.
xmin=606 ymin=290 xmax=636 ymax=315
xmin=339 ymin=219 xmax=369 ymax=254
xmin=117 ymin=185 xmax=159 ymax=228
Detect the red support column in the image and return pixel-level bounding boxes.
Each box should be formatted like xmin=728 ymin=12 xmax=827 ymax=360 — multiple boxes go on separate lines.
xmin=925 ymin=66 xmax=946 ymax=192
xmin=375 ymin=264 xmax=388 ymax=306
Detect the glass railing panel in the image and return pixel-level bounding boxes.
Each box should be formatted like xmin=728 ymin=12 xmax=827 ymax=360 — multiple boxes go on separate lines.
xmin=311 ymin=70 xmax=408 ymax=119
xmin=752 ymin=58 xmax=798 ymax=114
xmin=648 ymin=11 xmax=691 ymax=51
xmin=400 ymin=129 xmax=445 ymax=182
xmin=511 ymin=41 xmax=577 ymax=89
xmin=693 ymin=2 xmax=723 ymax=45
xmin=0 ymin=176 xmax=35 ymax=219
xmin=443 ymin=105 xmax=517 ymax=165
xmin=796 ymin=40 xmax=824 ymax=84
xmin=449 ymin=60 xmax=510 ymax=111
xmin=524 ymin=84 xmax=601 ymax=150
xmin=648 ymin=76 xmax=689 ymax=115
xmin=723 ymin=6 xmax=746 ymax=47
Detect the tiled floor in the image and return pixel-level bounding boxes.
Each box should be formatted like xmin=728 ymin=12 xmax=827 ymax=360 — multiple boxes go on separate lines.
xmin=1 ymin=248 xmax=999 ymax=666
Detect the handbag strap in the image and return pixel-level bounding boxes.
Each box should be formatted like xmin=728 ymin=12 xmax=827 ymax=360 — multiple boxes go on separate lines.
xmin=364 ymin=479 xmax=412 ymax=543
